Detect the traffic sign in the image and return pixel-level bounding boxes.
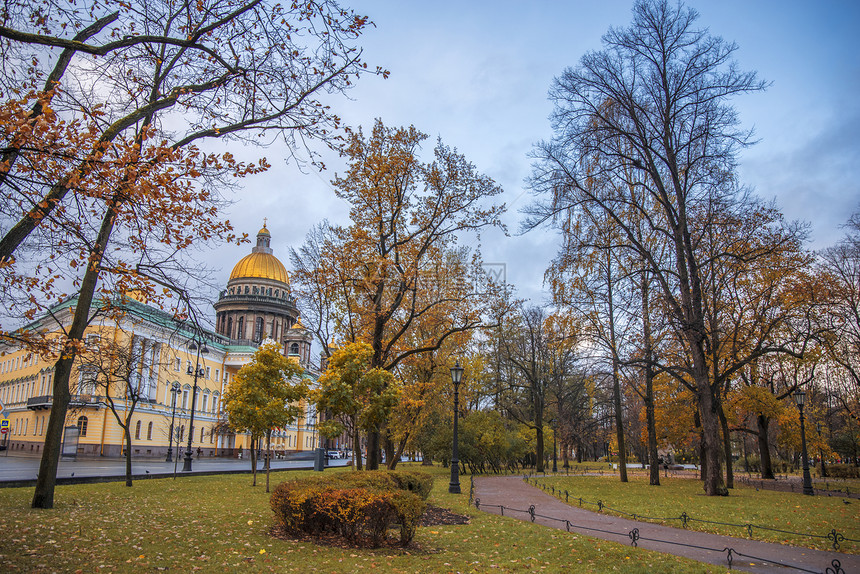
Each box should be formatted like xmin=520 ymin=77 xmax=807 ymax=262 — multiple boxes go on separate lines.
xmin=0 ymin=428 xmax=6 ymax=434
xmin=0 ymin=419 xmax=7 ymax=429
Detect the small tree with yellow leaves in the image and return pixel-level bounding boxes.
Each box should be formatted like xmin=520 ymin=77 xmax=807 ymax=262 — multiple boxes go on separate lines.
xmin=224 ymin=342 xmax=307 ymax=492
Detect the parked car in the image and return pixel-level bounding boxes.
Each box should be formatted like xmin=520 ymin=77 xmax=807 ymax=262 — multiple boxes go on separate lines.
xmin=326 ymin=450 xmax=341 ymax=459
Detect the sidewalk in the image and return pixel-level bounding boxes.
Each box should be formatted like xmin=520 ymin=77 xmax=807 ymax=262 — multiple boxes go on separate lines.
xmin=474 ymin=476 xmax=859 ymax=574
xmin=0 ymin=452 xmax=350 ymax=487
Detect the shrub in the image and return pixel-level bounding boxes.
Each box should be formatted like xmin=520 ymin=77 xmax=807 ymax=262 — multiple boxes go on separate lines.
xmin=270 ymin=471 xmax=432 ymax=547
xmin=827 ymin=464 xmax=860 ymax=479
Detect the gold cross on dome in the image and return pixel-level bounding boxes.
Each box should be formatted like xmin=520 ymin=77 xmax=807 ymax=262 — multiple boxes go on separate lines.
xmin=263 ymin=217 xmax=267 ymax=228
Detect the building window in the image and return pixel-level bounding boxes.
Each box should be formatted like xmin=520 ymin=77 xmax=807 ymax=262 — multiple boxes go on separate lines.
xmin=237 ymin=317 xmax=244 ymax=339
xmin=215 ymin=369 xmax=220 ymax=383
xmin=267 ymin=288 xmax=272 ymax=297
xmin=135 ymin=420 xmax=141 ymax=440
xmin=290 ymin=343 xmax=299 ymax=355
xmin=244 ymin=286 xmax=249 ymax=294
xmin=182 ymin=389 xmax=189 ymax=410
xmin=227 ymin=317 xmax=233 ymax=338
xmin=77 ymin=416 xmax=88 ymax=437
xmin=175 ymin=357 xmax=181 ymax=371
xmin=201 ymin=393 xmax=209 ymax=413
xmin=147 ymin=421 xmax=153 ymax=440
xmin=200 ymin=427 xmax=205 ymax=442
xmin=254 ymin=317 xmax=264 ymax=342
xmin=205 ymin=366 xmax=210 ymax=379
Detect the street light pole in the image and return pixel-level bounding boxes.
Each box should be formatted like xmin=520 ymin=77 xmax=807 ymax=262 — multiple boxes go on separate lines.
xmin=183 ymin=340 xmax=208 ymax=472
xmin=449 ymin=361 xmax=464 ymax=494
xmin=165 ymin=381 xmax=181 ymax=462
xmin=793 ymin=390 xmax=815 ymax=496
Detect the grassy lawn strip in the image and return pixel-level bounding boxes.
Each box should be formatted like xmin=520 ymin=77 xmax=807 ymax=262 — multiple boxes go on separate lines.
xmin=533 ymin=474 xmax=860 ymax=554
xmin=0 ymin=463 xmax=723 ymax=573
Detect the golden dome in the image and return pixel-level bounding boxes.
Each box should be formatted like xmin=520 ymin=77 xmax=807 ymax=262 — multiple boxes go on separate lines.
xmin=229 ymin=252 xmax=289 ymax=284
xmin=258 ymin=226 xmax=270 ymax=236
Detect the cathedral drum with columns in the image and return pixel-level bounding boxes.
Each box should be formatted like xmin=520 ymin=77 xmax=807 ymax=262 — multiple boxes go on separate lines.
xmin=214 ymin=224 xmax=299 ymax=344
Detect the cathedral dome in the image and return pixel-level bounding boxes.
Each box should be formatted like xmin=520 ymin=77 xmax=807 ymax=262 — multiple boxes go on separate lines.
xmin=227 ymin=223 xmax=289 ymax=284
xmin=229 ymin=252 xmax=288 ymax=283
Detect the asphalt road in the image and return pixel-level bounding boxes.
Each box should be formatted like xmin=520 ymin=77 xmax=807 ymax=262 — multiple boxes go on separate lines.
xmin=0 ymin=452 xmax=351 ymax=486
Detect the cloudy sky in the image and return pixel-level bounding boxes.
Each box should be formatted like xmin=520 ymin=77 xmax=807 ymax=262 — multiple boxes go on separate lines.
xmin=210 ymin=0 xmax=860 ymax=305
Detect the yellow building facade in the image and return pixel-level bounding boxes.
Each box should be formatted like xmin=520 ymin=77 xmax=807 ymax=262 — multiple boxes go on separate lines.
xmin=0 ymin=226 xmax=320 ymax=459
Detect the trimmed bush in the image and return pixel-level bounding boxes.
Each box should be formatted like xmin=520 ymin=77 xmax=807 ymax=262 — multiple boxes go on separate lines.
xmin=270 ymin=471 xmax=432 ymax=547
xmin=827 ymin=464 xmax=860 ymax=479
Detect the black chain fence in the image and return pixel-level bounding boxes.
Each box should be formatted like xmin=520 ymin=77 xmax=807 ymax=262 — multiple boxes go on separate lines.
xmin=468 ymin=475 xmax=850 ymax=574
xmin=523 ymin=475 xmax=859 ymax=552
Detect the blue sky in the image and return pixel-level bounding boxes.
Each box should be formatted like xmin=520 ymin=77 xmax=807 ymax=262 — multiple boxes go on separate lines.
xmin=214 ymin=0 xmax=860 ymax=304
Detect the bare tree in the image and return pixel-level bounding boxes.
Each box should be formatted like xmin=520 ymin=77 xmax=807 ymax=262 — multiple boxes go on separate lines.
xmin=530 ymin=0 xmax=768 ymax=495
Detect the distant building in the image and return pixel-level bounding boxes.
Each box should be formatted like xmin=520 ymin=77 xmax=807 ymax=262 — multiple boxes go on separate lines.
xmin=0 ymin=224 xmax=321 ymax=458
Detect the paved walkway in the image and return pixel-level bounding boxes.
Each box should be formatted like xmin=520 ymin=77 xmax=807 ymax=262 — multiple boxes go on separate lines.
xmin=474 ymin=476 xmax=859 ymax=574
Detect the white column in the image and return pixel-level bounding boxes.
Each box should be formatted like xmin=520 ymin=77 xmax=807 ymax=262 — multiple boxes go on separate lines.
xmin=148 ymin=343 xmax=161 ymax=400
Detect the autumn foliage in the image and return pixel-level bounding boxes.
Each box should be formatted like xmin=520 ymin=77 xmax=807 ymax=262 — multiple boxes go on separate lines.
xmin=269 ymin=471 xmax=431 ymax=547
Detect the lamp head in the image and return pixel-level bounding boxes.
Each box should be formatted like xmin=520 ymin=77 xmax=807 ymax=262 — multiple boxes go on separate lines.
xmin=450 ymin=361 xmax=464 ymax=385
xmin=793 ymin=389 xmax=806 ymax=407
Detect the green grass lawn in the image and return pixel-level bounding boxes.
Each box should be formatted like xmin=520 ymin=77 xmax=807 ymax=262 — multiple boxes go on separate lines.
xmin=530 ymin=472 xmax=860 ymax=553
xmin=0 ymin=464 xmax=724 ymax=573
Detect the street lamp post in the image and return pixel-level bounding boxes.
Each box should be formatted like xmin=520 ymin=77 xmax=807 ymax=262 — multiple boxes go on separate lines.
xmin=793 ymin=390 xmax=815 ymax=496
xmin=817 ymin=422 xmax=828 ymax=478
xmin=165 ymin=381 xmax=181 ymax=462
xmin=449 ymin=361 xmax=464 ymax=494
xmin=183 ymin=340 xmax=208 ymax=472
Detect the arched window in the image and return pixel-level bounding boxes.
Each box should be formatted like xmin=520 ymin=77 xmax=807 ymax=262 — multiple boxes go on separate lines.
xmin=237 ymin=317 xmax=244 ymax=339
xmin=77 ymin=416 xmax=88 ymax=437
xmin=244 ymin=285 xmax=249 ymax=294
xmin=267 ymin=288 xmax=272 ymax=296
xmin=135 ymin=420 xmax=141 ymax=440
xmin=254 ymin=317 xmax=264 ymax=342
xmin=290 ymin=342 xmax=299 ymax=355
xmin=252 ymin=286 xmax=258 ymax=295
xmin=147 ymin=421 xmax=153 ymax=440
xmin=227 ymin=317 xmax=233 ymax=338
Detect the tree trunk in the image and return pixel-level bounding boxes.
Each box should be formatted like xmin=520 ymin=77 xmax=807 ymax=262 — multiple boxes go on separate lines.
xmin=718 ymin=402 xmax=733 ymax=489
xmin=384 ymin=432 xmax=397 ymax=470
xmin=641 ymin=271 xmax=659 ymax=486
xmin=366 ymin=430 xmax=380 ymax=470
xmin=535 ymin=424 xmax=545 ymax=473
xmin=265 ymin=430 xmax=271 ymax=493
xmin=250 ymin=435 xmax=257 ymax=486
xmin=562 ymin=439 xmax=570 ymax=469
xmin=124 ymin=423 xmax=133 ymax=487
xmin=756 ymin=414 xmax=775 ymax=479
xmin=353 ymin=425 xmax=362 ymax=471
xmin=32 ymin=199 xmax=118 ymax=509
xmin=697 ymin=385 xmax=726 ymax=495
xmin=606 ymin=258 xmax=627 ymax=482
